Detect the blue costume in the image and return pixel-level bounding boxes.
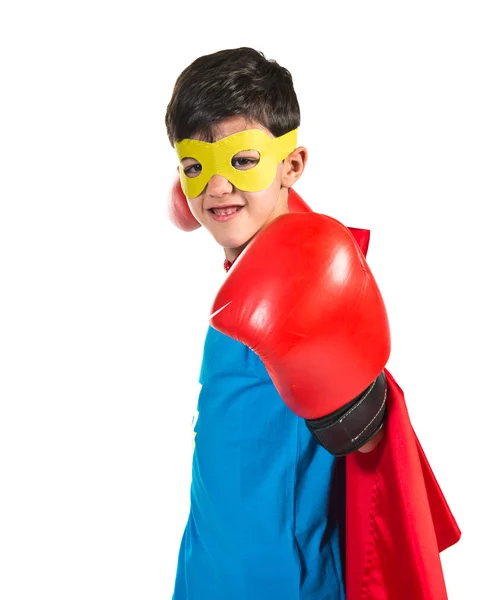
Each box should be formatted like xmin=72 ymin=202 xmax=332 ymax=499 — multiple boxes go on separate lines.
xmin=173 ymin=326 xmax=344 ymax=599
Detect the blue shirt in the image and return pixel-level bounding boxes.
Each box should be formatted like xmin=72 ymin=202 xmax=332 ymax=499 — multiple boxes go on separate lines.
xmin=173 ymin=326 xmax=344 ymax=600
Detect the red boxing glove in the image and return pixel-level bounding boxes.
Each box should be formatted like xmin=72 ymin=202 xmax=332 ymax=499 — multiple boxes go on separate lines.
xmin=167 ymin=172 xmax=314 ymax=231
xmin=168 ymin=173 xmax=201 ymax=232
xmin=210 ymin=212 xmax=390 ymax=455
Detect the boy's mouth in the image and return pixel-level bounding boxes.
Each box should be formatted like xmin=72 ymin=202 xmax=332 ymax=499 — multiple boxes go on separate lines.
xmin=208 ymin=205 xmax=244 ymax=222
xmin=209 ymin=206 xmax=242 ymax=215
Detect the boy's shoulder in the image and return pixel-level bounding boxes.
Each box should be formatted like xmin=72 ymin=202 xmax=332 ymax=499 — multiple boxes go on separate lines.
xmin=289 ymin=188 xmax=370 ymax=256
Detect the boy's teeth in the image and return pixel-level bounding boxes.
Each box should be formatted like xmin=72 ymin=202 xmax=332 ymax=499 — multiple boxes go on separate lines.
xmin=212 ymin=207 xmax=240 ymax=215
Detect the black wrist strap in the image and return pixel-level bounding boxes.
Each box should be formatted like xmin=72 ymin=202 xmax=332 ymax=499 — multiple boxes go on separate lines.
xmin=305 ymin=371 xmax=387 ymax=457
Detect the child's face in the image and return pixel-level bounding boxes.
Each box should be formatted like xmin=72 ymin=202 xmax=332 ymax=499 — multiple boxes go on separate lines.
xmin=180 ymin=116 xmax=294 ymax=262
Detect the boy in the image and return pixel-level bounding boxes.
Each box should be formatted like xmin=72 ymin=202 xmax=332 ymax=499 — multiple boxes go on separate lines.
xmin=165 ymin=47 xmax=460 ymax=600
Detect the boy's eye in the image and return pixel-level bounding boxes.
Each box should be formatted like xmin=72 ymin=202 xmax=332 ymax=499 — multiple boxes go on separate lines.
xmin=232 ymin=155 xmax=260 ymax=170
xmin=183 ymin=162 xmax=202 ymax=178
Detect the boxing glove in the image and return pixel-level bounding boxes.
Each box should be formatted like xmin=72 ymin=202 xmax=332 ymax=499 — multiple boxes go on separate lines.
xmin=168 ymin=173 xmax=201 ymax=232
xmin=210 ymin=212 xmax=390 ymax=456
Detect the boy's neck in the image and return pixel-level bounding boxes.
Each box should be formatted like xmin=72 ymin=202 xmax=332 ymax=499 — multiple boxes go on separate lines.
xmin=223 ymin=243 xmax=247 ymax=265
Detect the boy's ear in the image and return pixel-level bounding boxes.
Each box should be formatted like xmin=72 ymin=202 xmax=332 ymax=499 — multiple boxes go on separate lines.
xmin=281 ymin=146 xmax=308 ymax=188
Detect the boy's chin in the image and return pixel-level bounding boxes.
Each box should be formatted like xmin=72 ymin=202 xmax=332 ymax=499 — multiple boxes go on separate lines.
xmin=206 ymin=222 xmax=259 ymax=249
xmin=212 ymin=232 xmax=257 ymax=255
xmin=217 ymin=236 xmax=251 ymax=251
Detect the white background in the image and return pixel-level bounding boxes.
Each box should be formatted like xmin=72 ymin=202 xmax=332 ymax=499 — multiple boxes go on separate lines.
xmin=0 ymin=1 xmax=484 ymax=598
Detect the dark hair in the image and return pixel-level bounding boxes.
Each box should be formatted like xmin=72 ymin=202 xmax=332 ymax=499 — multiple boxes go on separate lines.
xmin=165 ymin=47 xmax=300 ymax=147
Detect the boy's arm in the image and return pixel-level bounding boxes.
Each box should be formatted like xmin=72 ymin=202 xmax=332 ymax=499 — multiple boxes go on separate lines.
xmin=358 ymin=428 xmax=385 ymax=452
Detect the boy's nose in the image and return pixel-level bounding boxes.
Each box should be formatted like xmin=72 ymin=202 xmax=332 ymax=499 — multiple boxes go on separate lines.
xmin=206 ymin=174 xmax=233 ymax=196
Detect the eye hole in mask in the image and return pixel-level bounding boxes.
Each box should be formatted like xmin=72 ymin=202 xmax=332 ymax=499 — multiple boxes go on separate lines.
xmin=231 ymin=150 xmax=261 ymax=171
xmin=182 ymin=150 xmax=261 ymax=179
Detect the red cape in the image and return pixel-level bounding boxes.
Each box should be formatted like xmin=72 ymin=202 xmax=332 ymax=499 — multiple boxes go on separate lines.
xmin=344 ymin=225 xmax=461 ymax=599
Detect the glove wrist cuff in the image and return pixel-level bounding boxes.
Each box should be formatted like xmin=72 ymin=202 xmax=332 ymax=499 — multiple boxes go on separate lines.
xmin=305 ymin=371 xmax=387 ymax=456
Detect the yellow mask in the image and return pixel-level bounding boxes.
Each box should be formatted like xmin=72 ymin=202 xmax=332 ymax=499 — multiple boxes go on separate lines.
xmin=175 ymin=128 xmax=298 ymax=199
